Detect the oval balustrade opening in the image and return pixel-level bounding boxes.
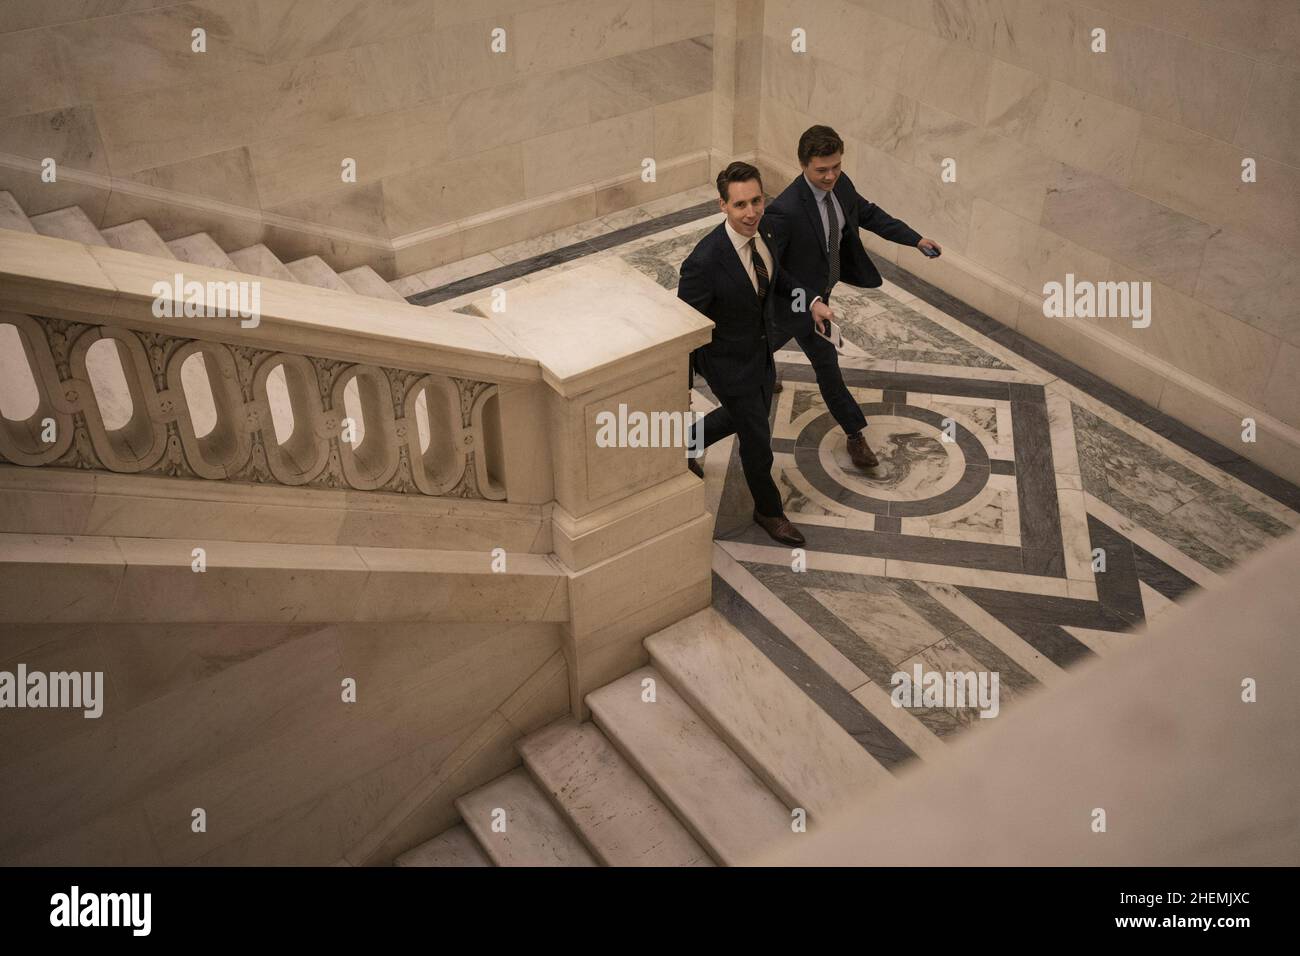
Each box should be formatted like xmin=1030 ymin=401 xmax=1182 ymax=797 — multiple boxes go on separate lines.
xmin=84 ymin=337 xmax=134 ymax=431
xmin=265 ymin=363 xmax=294 ymax=445
xmin=179 ymin=351 xmax=217 ymax=439
xmin=343 ymin=377 xmax=365 ymax=450
xmin=0 ymin=323 xmax=40 ymax=422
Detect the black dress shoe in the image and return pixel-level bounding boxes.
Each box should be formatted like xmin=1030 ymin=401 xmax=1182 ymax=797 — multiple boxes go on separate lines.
xmin=687 ymin=457 xmax=703 ymax=478
xmin=773 ymin=372 xmax=784 ymax=393
xmin=753 ymin=511 xmax=805 ymax=546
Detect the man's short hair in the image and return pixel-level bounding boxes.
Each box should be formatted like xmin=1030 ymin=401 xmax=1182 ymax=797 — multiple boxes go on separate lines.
xmin=798 ymin=125 xmax=845 ymax=165
xmin=716 ymin=161 xmax=763 ymax=202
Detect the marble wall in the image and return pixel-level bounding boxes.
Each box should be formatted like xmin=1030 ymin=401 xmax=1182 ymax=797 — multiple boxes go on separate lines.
xmin=0 ymin=0 xmax=718 ymax=275
xmin=0 ymin=618 xmax=570 ymax=865
xmin=753 ymin=0 xmax=1300 ymax=479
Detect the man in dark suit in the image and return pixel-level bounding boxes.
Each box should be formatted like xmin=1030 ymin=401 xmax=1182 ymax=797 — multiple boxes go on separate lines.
xmin=677 ymin=161 xmax=822 ymax=547
xmin=765 ymin=124 xmax=943 ymax=470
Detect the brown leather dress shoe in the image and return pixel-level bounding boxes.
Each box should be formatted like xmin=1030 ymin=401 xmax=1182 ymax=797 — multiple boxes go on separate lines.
xmin=753 ymin=511 xmax=805 ymax=547
xmin=846 ymin=431 xmax=880 ymax=470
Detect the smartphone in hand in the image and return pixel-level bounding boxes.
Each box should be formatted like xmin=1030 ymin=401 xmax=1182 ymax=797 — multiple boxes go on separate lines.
xmin=815 ymin=318 xmax=844 ymax=351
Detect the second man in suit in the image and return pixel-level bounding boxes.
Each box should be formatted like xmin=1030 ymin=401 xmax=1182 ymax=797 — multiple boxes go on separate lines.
xmin=678 ymin=161 xmax=824 ymax=547
xmin=765 ymin=125 xmax=943 ymax=470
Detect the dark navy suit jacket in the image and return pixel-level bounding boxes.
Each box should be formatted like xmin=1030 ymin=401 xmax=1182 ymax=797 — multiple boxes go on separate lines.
xmin=676 ymin=221 xmax=814 ymax=397
xmin=764 ymin=171 xmax=922 ymax=338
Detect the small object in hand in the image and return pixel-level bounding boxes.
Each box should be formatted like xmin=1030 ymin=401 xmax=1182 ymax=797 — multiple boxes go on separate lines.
xmin=921 ymin=244 xmax=940 ymax=258
xmin=816 ymin=319 xmax=844 ymax=351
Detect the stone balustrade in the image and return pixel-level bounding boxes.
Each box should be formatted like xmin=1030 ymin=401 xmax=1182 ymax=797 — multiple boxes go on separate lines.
xmin=0 ymin=309 xmax=506 ymax=501
xmin=0 ymin=224 xmax=716 ymax=720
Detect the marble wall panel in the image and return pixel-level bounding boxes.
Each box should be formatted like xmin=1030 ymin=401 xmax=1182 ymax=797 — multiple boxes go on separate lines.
xmin=846 ymin=137 xmax=974 ymax=255
xmin=0 ymin=27 xmax=79 ymax=119
xmin=1130 ymin=114 xmax=1300 ymax=250
xmin=968 ymin=199 xmax=1111 ymax=293
xmin=521 ymin=109 xmax=655 ymax=199
xmin=514 ymin=0 xmax=654 ymax=75
xmin=459 ymin=187 xmax=598 ymax=258
xmin=912 ymin=0 xmax=1002 ymax=52
xmin=1083 ymin=14 xmax=1255 ymax=144
xmin=655 ymin=0 xmax=717 ymax=45
xmin=445 ymin=67 xmax=591 ymax=158
xmin=420 ymin=14 xmax=521 ymax=100
xmin=93 ymin=57 xmax=350 ymax=174
xmin=266 ymin=181 xmax=390 ymax=240
xmin=593 ymin=152 xmax=709 ymax=217
xmin=127 ymin=146 xmax=262 ymax=209
xmin=382 ymin=143 xmax=526 ymax=236
xmin=1193 ymin=0 xmax=1300 ymax=72
xmin=1235 ymin=62 xmax=1300 ymax=169
xmin=249 ymin=102 xmax=452 ymax=209
xmin=1262 ymin=344 xmax=1300 ymax=431
xmin=764 ymin=0 xmax=913 ymax=82
xmin=256 ymin=0 xmax=435 ymax=63
xmin=984 ymin=60 xmax=1141 ymax=184
xmin=1079 ymin=0 xmax=1207 ymax=39
xmin=1040 ymin=165 xmax=1216 ymax=297
xmin=732 ymin=4 xmax=764 ymax=152
xmin=0 ymin=105 xmax=110 ymax=175
xmin=1077 ymin=267 xmax=1281 ymax=410
xmin=758 ymin=96 xmax=817 ymax=169
xmin=348 ymin=33 xmax=439 ymax=115
xmin=0 ymin=0 xmax=175 ymax=35
xmin=53 ymin=0 xmax=264 ymax=102
xmin=1193 ymin=231 xmax=1300 ymax=349
xmin=895 ymin=28 xmax=994 ymax=127
xmin=655 ymin=93 xmax=714 ymax=159
xmin=912 ymin=103 xmax=1061 ymax=223
xmin=587 ymin=37 xmax=714 ymax=122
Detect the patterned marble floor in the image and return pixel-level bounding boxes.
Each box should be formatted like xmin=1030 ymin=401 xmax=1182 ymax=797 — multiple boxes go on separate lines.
xmin=412 ymin=192 xmax=1300 ymax=768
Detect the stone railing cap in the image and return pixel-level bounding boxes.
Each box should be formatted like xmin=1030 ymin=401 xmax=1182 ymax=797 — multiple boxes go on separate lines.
xmin=473 ymin=256 xmax=714 ymax=397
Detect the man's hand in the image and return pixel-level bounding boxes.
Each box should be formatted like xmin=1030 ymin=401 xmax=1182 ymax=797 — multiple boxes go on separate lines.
xmin=811 ymin=298 xmax=834 ymax=334
xmin=917 ymin=238 xmax=942 ymax=258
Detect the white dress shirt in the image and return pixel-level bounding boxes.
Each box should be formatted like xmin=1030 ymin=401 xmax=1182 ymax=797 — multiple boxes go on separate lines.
xmin=723 ymin=219 xmax=774 ymax=294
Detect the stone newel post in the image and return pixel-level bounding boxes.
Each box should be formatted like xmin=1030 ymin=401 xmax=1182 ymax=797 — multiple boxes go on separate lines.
xmin=482 ymin=257 xmax=716 ymax=718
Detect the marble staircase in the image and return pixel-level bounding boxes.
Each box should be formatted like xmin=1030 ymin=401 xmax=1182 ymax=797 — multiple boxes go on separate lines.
xmin=395 ymin=606 xmax=893 ymax=867
xmin=0 ymin=191 xmax=405 ymax=303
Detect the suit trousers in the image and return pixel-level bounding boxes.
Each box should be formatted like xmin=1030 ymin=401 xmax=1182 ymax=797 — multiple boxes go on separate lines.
xmin=771 ymin=321 xmax=868 ymax=436
xmin=689 ymin=377 xmax=783 ymax=518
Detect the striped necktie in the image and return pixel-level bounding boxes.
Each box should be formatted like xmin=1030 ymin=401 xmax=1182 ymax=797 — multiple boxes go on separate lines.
xmin=749 ymin=238 xmax=769 ymax=301
xmin=824 ymin=193 xmax=840 ymax=299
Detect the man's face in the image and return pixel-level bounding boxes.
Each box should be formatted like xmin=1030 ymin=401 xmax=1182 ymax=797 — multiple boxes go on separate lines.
xmin=719 ymin=177 xmax=764 ymax=236
xmin=803 ymin=151 xmax=843 ymax=191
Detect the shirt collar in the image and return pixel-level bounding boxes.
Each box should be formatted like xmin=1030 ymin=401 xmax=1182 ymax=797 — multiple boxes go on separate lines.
xmin=804 ymin=174 xmax=831 ymax=201
xmin=724 ymin=219 xmax=760 ymax=252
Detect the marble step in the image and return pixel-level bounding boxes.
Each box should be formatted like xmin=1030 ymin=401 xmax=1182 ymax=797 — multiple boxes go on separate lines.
xmin=167 ymin=233 xmax=236 ymax=270
xmin=286 ymin=255 xmax=351 ymax=292
xmin=339 ymin=265 xmax=405 ymax=302
xmin=394 ymin=823 xmax=492 ymax=867
xmin=586 ymin=665 xmax=798 ymax=866
xmin=517 ymin=717 xmax=714 ymax=867
xmin=454 ymin=767 xmax=597 ymax=867
xmin=101 ymin=220 xmax=175 ymax=259
xmin=228 ymin=244 xmax=296 ymax=282
xmin=29 ymin=205 xmax=106 ymax=245
xmin=646 ymin=608 xmax=892 ymax=823
xmin=0 ymin=191 xmax=35 ymax=233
